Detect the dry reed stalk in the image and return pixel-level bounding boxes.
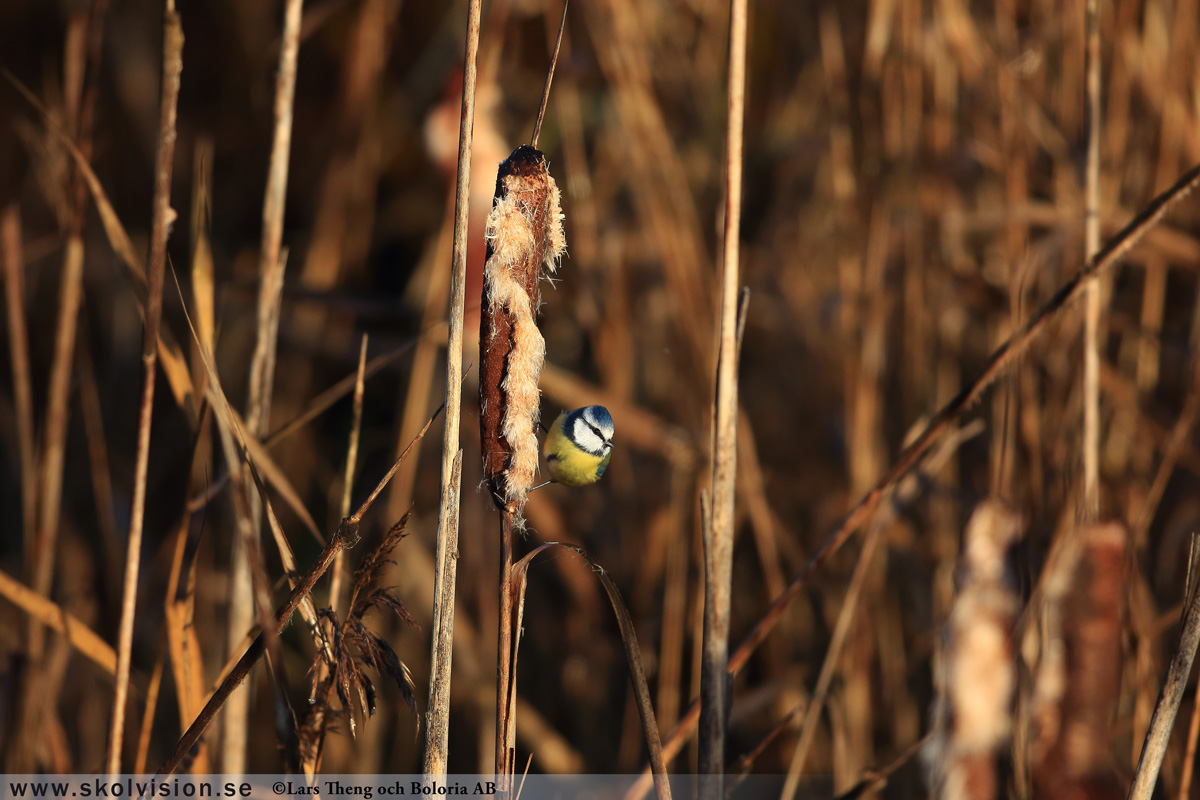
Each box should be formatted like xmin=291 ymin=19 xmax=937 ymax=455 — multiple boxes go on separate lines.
xmin=106 ymin=7 xmax=183 ymax=774
xmin=1031 ymin=522 xmax=1126 ymax=800
xmin=32 ymin=233 xmax=83 ymax=657
xmin=1082 ymin=0 xmax=1103 ymax=519
xmin=218 ymin=0 xmax=303 ymax=772
xmin=1 ymin=206 xmax=36 ymax=559
xmin=1128 ymin=536 xmax=1200 ymax=800
xmin=698 ymin=0 xmax=747 ymax=789
xmin=924 ymin=502 xmax=1023 ymax=800
xmin=28 ymin=0 xmax=108 ymax=660
xmin=423 ymin=0 xmax=482 ymax=777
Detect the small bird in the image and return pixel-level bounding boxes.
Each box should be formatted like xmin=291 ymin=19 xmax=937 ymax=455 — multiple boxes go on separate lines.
xmin=541 ymin=405 xmax=614 ymax=487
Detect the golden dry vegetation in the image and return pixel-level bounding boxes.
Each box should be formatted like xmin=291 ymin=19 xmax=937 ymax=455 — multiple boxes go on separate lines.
xmin=3 ymin=0 xmax=1200 ymax=797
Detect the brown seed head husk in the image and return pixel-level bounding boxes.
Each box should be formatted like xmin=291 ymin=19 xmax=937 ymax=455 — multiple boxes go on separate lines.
xmin=478 ymin=145 xmax=565 ymax=514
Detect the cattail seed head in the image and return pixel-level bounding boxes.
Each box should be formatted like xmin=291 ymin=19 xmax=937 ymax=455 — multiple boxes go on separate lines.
xmin=478 ymin=145 xmax=565 ymax=515
xmin=925 ymin=501 xmax=1023 ymax=800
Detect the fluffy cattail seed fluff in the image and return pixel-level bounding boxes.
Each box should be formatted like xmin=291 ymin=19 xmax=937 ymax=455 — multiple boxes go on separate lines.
xmin=478 ymin=145 xmax=565 ymax=515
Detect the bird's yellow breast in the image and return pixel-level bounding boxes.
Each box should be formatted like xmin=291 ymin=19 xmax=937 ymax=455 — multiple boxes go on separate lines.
xmin=543 ymin=412 xmax=611 ymax=487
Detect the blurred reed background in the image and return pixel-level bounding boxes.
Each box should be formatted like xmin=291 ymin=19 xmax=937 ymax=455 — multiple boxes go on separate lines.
xmin=3 ymin=0 xmax=1200 ymax=796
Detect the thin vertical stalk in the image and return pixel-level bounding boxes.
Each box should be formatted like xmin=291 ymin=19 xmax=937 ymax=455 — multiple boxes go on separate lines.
xmin=698 ymin=0 xmax=747 ymax=791
xmin=224 ymin=0 xmax=303 ymax=773
xmin=423 ymin=0 xmax=481 ymax=778
xmin=1 ymin=207 xmax=36 ymax=555
xmin=496 ymin=511 xmax=515 ymax=787
xmin=107 ymin=5 xmax=183 ymax=775
xmin=31 ymin=0 xmax=108 ymax=661
xmin=1082 ymin=0 xmax=1102 ymax=518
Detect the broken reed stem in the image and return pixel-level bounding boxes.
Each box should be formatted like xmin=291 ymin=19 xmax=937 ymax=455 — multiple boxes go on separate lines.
xmin=423 ymin=0 xmax=481 ymax=778
xmin=698 ymin=0 xmax=747 ymax=789
xmin=106 ymin=9 xmax=182 ymax=775
xmin=1082 ymin=0 xmax=1102 ymax=519
xmin=155 ymin=518 xmax=357 ymax=777
xmin=625 ymin=163 xmax=1200 ymax=798
xmin=1128 ymin=535 xmax=1200 ymax=800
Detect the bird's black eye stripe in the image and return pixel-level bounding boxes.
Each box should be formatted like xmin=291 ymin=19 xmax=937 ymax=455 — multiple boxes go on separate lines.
xmin=587 ymin=423 xmax=603 ymax=438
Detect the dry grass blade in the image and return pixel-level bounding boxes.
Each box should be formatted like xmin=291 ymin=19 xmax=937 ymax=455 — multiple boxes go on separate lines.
xmin=0 ymin=568 xmax=115 ymax=674
xmin=424 ymin=0 xmax=482 ymax=777
xmin=510 ymin=543 xmax=670 ymax=800
xmin=106 ymin=9 xmax=183 ymax=775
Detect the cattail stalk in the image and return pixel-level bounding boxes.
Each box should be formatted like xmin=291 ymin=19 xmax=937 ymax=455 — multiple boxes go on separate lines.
xmin=478 ymin=145 xmax=565 ymax=785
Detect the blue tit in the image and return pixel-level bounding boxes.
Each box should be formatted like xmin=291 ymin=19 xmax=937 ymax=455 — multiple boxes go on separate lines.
xmin=542 ymin=405 xmax=614 ymax=487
